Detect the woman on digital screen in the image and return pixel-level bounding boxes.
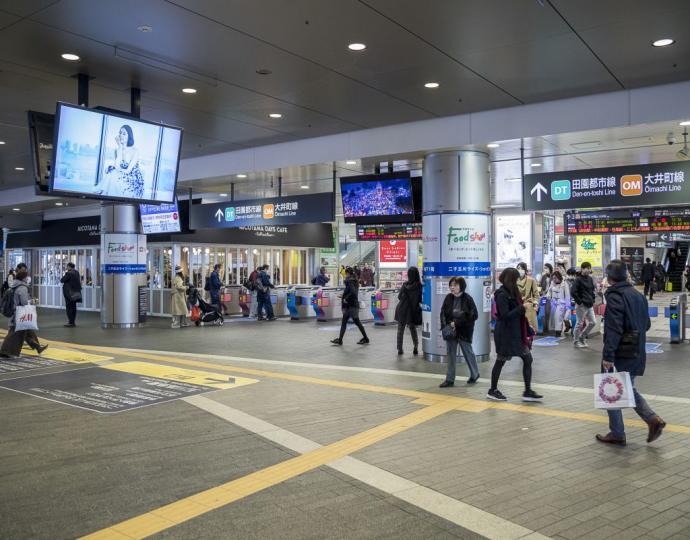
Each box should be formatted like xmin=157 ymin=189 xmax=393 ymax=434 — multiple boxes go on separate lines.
xmin=99 ymin=124 xmax=145 ymax=199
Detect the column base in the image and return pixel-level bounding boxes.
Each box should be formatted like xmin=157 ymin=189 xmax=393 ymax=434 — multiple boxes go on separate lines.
xmin=424 ymin=353 xmax=491 ymax=363
xmin=101 ymin=323 xmax=144 ymax=329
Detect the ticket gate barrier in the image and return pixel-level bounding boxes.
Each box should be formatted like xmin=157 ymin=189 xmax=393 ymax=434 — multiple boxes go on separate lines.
xmin=669 ymin=293 xmax=688 ymax=344
xmin=220 ymin=285 xmax=242 ymax=316
xmin=272 ymin=286 xmax=291 ymax=318
xmin=238 ymin=287 xmax=258 ymax=318
xmin=371 ymin=288 xmax=399 ymax=325
xmin=312 ymin=287 xmax=344 ymax=321
xmin=358 ymin=286 xmax=375 ymax=322
xmin=287 ymin=286 xmax=318 ymax=320
xmin=536 ymin=297 xmax=547 ymax=335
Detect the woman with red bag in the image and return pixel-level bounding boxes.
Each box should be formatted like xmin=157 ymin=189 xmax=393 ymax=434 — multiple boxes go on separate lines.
xmin=488 ymin=267 xmax=543 ymax=403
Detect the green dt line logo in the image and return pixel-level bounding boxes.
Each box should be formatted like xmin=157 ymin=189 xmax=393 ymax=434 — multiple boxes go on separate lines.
xmin=551 ymin=180 xmax=571 ymax=201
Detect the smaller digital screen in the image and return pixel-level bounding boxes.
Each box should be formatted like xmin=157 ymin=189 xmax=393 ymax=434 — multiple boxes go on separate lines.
xmin=565 ymin=207 xmax=690 ymax=235
xmin=140 ymin=201 xmax=181 ymax=234
xmin=356 ymin=223 xmax=422 ymax=241
xmin=340 ymin=172 xmax=413 ymax=224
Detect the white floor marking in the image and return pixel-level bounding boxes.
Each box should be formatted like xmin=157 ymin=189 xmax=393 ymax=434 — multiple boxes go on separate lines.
xmin=184 ymin=395 xmax=547 ymax=540
xmin=134 ymin=348 xmax=690 ymax=406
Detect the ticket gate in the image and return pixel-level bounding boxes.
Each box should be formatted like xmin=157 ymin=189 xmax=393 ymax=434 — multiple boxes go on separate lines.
xmin=312 ymin=287 xmax=344 ymax=321
xmin=536 ymin=297 xmax=548 ymax=335
xmin=220 ymin=285 xmax=242 ymax=316
xmin=272 ymin=285 xmax=291 ymax=318
xmin=358 ymin=286 xmax=375 ymax=322
xmin=669 ymin=293 xmax=688 ymax=344
xmin=287 ymin=286 xmax=318 ymax=320
xmin=238 ymin=287 xmax=258 ymax=318
xmin=371 ymin=288 xmax=399 ymax=325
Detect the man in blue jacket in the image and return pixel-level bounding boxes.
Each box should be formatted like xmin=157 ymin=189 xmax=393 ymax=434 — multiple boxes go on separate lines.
xmin=257 ymin=265 xmax=276 ymax=321
xmin=596 ymin=260 xmax=665 ymax=446
xmin=209 ymin=264 xmax=223 ymax=314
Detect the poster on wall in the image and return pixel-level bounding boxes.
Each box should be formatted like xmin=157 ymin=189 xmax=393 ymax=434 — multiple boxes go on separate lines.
xmin=379 ymin=240 xmax=408 ymax=268
xmin=575 ymin=235 xmax=603 ymax=268
xmin=495 ymin=214 xmax=531 ymax=269
xmin=542 ymin=215 xmax=555 ymax=266
xmin=621 ymin=247 xmax=644 ymax=283
xmin=101 ymin=234 xmax=147 ymax=274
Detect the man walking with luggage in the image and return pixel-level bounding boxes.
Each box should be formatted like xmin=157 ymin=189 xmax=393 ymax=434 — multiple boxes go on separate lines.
xmin=596 ymin=260 xmax=665 ymax=446
xmin=571 ymin=261 xmax=596 ymax=348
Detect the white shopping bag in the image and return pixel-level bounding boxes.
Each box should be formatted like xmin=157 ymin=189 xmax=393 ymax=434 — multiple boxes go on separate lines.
xmin=594 ymin=369 xmax=636 ymax=410
xmin=15 ymin=304 xmax=39 ymax=331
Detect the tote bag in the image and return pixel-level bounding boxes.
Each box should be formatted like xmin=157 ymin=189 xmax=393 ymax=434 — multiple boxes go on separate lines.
xmin=594 ymin=369 xmax=636 ymax=410
xmin=15 ymin=304 xmax=39 ymax=331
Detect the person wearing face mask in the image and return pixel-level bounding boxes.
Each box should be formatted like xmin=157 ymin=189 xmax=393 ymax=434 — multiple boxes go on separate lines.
xmin=570 ymin=261 xmax=596 ymax=348
xmin=547 ymin=270 xmax=571 ymax=337
xmin=516 ymin=262 xmax=539 ymax=334
xmin=539 ymin=263 xmax=553 ymax=294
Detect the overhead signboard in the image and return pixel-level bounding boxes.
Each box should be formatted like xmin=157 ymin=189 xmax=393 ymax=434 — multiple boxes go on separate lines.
xmin=565 ymin=207 xmax=690 ymax=235
xmin=646 ymin=240 xmax=674 ymax=249
xmin=190 ymin=193 xmax=334 ymax=229
xmin=356 ymin=223 xmax=422 ymax=241
xmin=523 ymin=160 xmax=690 ymax=211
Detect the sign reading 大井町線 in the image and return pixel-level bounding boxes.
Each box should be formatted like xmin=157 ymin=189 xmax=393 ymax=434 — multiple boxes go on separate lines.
xmin=190 ymin=193 xmax=334 ymax=229
xmin=522 ymin=160 xmax=690 ymax=211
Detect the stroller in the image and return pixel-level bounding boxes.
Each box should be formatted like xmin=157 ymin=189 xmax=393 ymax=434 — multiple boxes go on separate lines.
xmin=188 ymin=286 xmax=224 ymax=327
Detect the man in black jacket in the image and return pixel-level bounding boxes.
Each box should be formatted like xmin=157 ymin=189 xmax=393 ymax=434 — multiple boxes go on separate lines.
xmin=640 ymin=258 xmax=655 ymax=299
xmin=60 ymin=262 xmax=82 ymax=327
xmin=570 ymin=261 xmax=596 ymax=348
xmin=596 ymin=260 xmax=665 ymax=446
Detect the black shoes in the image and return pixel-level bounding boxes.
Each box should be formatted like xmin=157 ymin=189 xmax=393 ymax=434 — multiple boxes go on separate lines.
xmin=36 ymin=345 xmax=48 ymax=355
xmin=487 ymin=389 xmax=507 ymax=401
xmin=467 ymin=376 xmax=479 ymax=385
xmin=595 ymin=433 xmax=627 ymax=446
xmin=397 ymin=350 xmax=404 ymax=355
xmin=267 ymin=317 xmax=277 ymax=321
xmin=647 ymin=416 xmax=666 ymax=443
xmin=357 ymin=337 xmax=370 ymax=345
xmin=522 ymin=389 xmax=543 ymax=402
xmin=413 ymin=347 xmax=418 ymax=355
xmin=439 ymin=380 xmax=454 ymax=388
xmin=330 ymin=338 xmax=342 ymax=345
xmin=64 ymin=323 xmax=75 ymax=327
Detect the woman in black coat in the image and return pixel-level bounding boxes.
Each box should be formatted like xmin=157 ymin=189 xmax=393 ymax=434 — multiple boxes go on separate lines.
xmin=331 ymin=267 xmax=369 ymax=345
xmin=394 ymin=266 xmax=422 ymax=355
xmin=489 ymin=267 xmax=543 ymax=403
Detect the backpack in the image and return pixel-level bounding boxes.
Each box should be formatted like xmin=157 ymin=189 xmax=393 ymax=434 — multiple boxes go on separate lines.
xmin=204 ymin=276 xmax=210 ymax=292
xmin=311 ymin=276 xmax=317 ymax=285
xmin=243 ymin=278 xmax=255 ymax=291
xmin=1 ymin=285 xmax=23 ymax=318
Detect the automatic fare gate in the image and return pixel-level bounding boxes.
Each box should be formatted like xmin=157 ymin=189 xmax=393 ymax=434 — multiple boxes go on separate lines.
xmin=669 ymin=293 xmax=688 ymax=344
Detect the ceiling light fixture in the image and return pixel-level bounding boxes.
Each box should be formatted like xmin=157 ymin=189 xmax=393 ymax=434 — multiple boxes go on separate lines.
xmin=530 ymin=163 xmax=542 ymax=168
xmin=61 ymin=53 xmax=80 ymax=61
xmin=424 ymin=82 xmax=440 ymax=89
xmin=268 ymin=113 xmax=282 ymax=118
xmin=490 ymin=204 xmax=519 ymax=209
xmin=237 ymin=174 xmax=247 ymax=178
xmin=220 ymin=193 xmax=228 ymax=197
xmin=505 ymin=177 xmax=522 ymax=183
xmin=487 ymin=143 xmax=500 ymax=148
xmin=12 ymin=208 xmax=20 ymax=211
xmin=15 ymin=167 xmax=24 ymax=171
xmin=652 ymin=38 xmax=675 ymax=47
xmin=0 ymin=141 xmax=5 ymax=145
xmin=348 ymin=43 xmax=366 ymax=51
xmin=55 ymin=202 xmax=63 ymax=206
xmin=137 ymin=24 xmax=153 ymax=32
xmin=680 ymin=121 xmax=690 ymax=126
xmin=182 ymin=88 xmax=197 ymax=94
xmin=256 ymin=68 xmax=272 ymax=75
xmin=300 ymin=184 xmax=309 ymax=189
xmin=345 ymin=160 xmax=357 ymax=165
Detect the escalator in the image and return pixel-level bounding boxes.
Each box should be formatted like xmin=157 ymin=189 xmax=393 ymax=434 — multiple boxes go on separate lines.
xmin=667 ymin=242 xmax=689 ymax=292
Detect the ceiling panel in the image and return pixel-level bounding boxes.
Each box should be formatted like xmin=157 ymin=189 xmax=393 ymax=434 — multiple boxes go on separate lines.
xmin=0 ymin=1 xmax=56 ymax=18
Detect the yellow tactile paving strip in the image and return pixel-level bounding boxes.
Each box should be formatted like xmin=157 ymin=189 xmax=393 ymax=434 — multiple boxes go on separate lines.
xmin=80 ymin=400 xmax=459 ymax=540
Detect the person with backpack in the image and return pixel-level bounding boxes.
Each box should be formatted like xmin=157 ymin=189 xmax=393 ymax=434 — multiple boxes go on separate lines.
xmin=313 ymin=267 xmax=330 ymax=287
xmin=256 ymin=265 xmax=276 ymax=321
xmin=206 ymin=264 xmax=223 ymax=314
xmin=1 ymin=267 xmax=47 ymax=358
xmin=394 ymin=266 xmax=422 ymax=355
xmin=60 ymin=262 xmax=82 ymax=327
xmin=1 ymin=269 xmax=15 ymax=295
xmin=488 ymin=267 xmax=543 ymax=402
xmin=331 ymin=267 xmax=369 ymax=346
xmin=571 ymin=261 xmax=597 ymax=348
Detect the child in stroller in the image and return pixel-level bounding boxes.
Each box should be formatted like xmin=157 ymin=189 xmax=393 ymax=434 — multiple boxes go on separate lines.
xmin=188 ymin=286 xmax=224 ymax=326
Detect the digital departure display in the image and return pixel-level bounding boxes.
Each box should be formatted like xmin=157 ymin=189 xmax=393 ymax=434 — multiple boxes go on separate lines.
xmin=356 ymin=223 xmax=422 ymax=241
xmin=565 ymin=207 xmax=690 ymax=235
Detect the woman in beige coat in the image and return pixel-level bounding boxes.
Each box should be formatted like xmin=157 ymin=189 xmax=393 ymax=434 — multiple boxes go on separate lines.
xmin=516 ymin=262 xmax=539 ymax=333
xmin=171 ymin=266 xmax=189 ymax=328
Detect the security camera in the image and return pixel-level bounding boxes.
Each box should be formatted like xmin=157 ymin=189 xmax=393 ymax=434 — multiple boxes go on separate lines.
xmin=667 ymin=132 xmax=677 ymax=145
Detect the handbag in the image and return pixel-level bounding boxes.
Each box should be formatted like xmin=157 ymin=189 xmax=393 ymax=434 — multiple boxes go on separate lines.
xmin=69 ymin=290 xmax=82 ymax=303
xmin=441 ymin=324 xmax=455 ymax=341
xmin=15 ymin=304 xmax=39 ymax=331
xmin=594 ymin=368 xmax=636 ymax=410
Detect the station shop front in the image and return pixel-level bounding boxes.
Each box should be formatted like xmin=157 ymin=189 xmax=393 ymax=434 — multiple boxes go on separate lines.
xmin=5 ymin=216 xmax=332 ymax=317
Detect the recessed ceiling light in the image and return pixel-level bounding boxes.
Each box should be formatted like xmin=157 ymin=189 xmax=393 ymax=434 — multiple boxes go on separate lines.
xmin=61 ymin=53 xmax=80 ymax=61
xmin=137 ymin=24 xmax=153 ymax=32
xmin=268 ymin=113 xmax=282 ymax=118
xmin=348 ymin=43 xmax=366 ymax=51
xmin=12 ymin=208 xmax=20 ymax=211
xmin=15 ymin=167 xmax=24 ymax=171
xmin=345 ymin=160 xmax=357 ymax=165
xmin=300 ymin=184 xmax=309 ymax=189
xmin=219 ymin=193 xmax=228 ymax=197
xmin=0 ymin=141 xmax=5 ymax=145
xmin=55 ymin=202 xmax=63 ymax=206
xmin=530 ymin=163 xmax=542 ymax=168
xmin=182 ymin=88 xmax=197 ymax=94
xmin=424 ymin=82 xmax=440 ymax=89
xmin=237 ymin=174 xmax=247 ymax=178
xmin=487 ymin=143 xmax=500 ymax=148
xmin=256 ymin=68 xmax=272 ymax=75
xmin=652 ymin=38 xmax=675 ymax=47
xmin=680 ymin=121 xmax=690 ymax=126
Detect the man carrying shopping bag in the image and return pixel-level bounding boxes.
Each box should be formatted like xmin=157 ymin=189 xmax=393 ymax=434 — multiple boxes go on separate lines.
xmin=595 ymin=260 xmax=666 ymax=446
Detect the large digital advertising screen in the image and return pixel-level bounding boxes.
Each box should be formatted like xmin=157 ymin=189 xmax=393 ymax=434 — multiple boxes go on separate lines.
xmin=340 ymin=172 xmax=414 ymax=224
xmin=495 ymin=214 xmax=532 ymax=269
xmin=50 ymin=103 xmax=182 ymax=204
